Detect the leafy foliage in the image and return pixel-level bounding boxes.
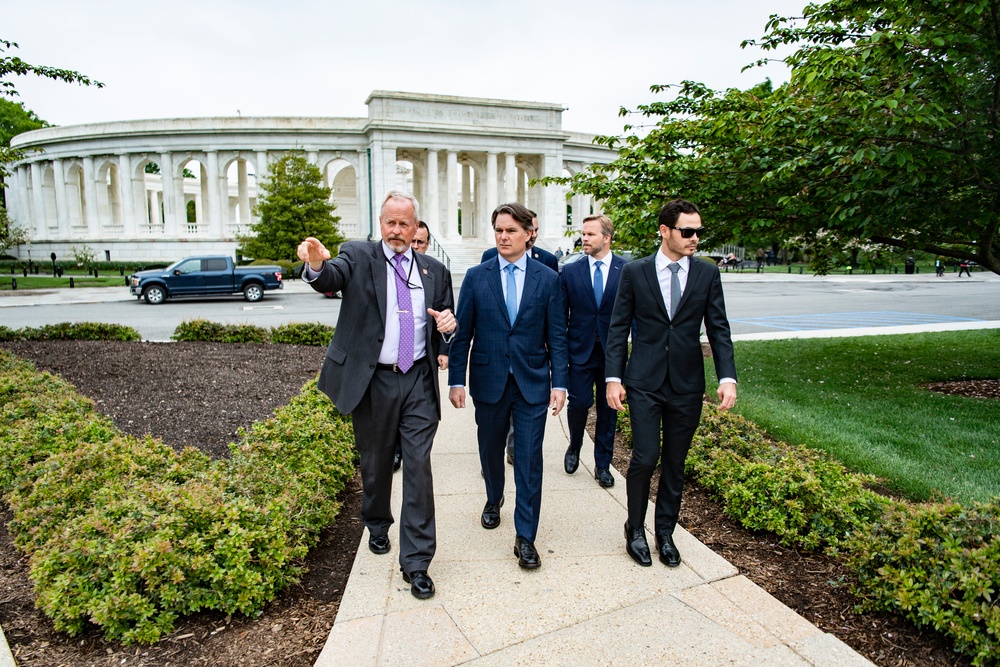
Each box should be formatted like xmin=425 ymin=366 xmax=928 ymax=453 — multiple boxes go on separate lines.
xmin=0 ymin=322 xmax=141 ymax=341
xmin=0 ymin=38 xmax=102 ymax=176
xmin=844 ymin=500 xmax=1000 ymax=667
xmin=171 ymin=319 xmax=334 ymax=346
xmin=238 ymin=153 xmax=344 ymax=263
xmin=0 ymin=350 xmax=356 ymax=644
xmin=556 ymin=1 xmax=1000 ymax=274
xmin=688 ymin=408 xmax=889 ymax=550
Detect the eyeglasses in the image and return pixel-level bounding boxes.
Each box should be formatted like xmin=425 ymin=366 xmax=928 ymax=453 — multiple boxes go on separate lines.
xmin=672 ymin=226 xmax=706 ymax=239
xmin=411 ymin=240 xmax=428 ymax=247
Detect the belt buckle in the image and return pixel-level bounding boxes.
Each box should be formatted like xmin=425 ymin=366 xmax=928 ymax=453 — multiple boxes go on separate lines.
xmin=392 ymin=363 xmax=400 ymax=373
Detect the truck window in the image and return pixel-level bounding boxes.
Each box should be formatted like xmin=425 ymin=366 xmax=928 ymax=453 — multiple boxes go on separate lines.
xmin=203 ymin=258 xmax=228 ymax=272
xmin=175 ymin=259 xmax=201 ymax=274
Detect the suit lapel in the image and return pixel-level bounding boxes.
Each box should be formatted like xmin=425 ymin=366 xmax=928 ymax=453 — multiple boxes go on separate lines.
xmin=640 ymin=254 xmax=670 ymax=321
xmin=676 ymin=257 xmax=701 ymax=315
xmin=370 ymin=242 xmax=388 ymax=327
xmin=485 ymin=259 xmax=510 ymax=324
xmin=601 ymin=255 xmax=625 ymax=312
xmin=517 ymin=259 xmax=541 ymax=327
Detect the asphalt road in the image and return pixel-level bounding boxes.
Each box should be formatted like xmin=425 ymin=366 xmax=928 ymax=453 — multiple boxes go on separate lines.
xmin=1 ymin=271 xmax=998 ymax=341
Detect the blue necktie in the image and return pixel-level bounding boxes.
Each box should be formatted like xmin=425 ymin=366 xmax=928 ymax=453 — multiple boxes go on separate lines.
xmin=504 ymin=263 xmax=518 ymax=326
xmin=593 ymin=260 xmax=604 ymax=306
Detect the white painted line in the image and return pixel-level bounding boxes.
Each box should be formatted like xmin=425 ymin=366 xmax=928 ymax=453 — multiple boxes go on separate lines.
xmin=241 ymin=306 xmax=284 ymax=311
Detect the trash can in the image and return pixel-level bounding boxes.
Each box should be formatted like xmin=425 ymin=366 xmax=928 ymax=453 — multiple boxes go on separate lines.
xmin=904 ymin=257 xmax=916 ymax=274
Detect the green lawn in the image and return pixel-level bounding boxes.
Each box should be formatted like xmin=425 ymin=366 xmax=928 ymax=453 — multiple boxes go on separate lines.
xmin=728 ymin=330 xmax=1000 ymax=504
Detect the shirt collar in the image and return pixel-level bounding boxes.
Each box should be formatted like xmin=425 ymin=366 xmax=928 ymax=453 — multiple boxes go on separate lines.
xmin=656 ymin=251 xmax=689 ymax=273
xmin=498 ymin=252 xmax=528 ymax=272
xmin=381 ymin=241 xmax=413 ymax=263
xmin=589 ymin=252 xmax=613 ymax=269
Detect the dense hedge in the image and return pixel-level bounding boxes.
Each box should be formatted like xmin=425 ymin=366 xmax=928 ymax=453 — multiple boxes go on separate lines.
xmin=171 ymin=319 xmax=334 ymax=346
xmin=0 ymin=350 xmax=355 ymax=644
xmin=0 ymin=322 xmax=141 ymax=342
xmin=616 ymin=403 xmax=998 ymax=665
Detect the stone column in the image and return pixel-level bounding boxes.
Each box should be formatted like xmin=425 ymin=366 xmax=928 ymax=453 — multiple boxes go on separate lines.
xmin=516 ymin=165 xmax=525 ymax=204
xmin=461 ymin=162 xmax=472 ymax=238
xmin=149 ymin=189 xmax=162 ymax=228
xmin=30 ymin=162 xmax=46 ymax=236
xmin=356 ymin=149 xmax=371 ymax=240
xmin=426 ymin=149 xmax=439 ymax=236
xmin=205 ymin=151 xmax=223 ymax=237
xmin=118 ymin=154 xmax=137 ymax=237
xmin=446 ymin=151 xmax=459 ymax=239
xmin=82 ymin=156 xmax=99 ymax=236
xmin=306 ymin=150 xmax=318 ymax=165
xmin=159 ymin=152 xmax=178 ymax=236
xmin=485 ymin=152 xmax=498 ymax=240
xmin=504 ymin=153 xmax=517 ymax=202
xmin=369 ymin=142 xmax=396 ymax=218
xmin=18 ymin=165 xmax=32 ymax=235
xmin=256 ymin=151 xmax=268 ymax=180
xmin=540 ymin=154 xmax=564 ymax=245
xmin=238 ymin=160 xmax=251 ymax=229
xmin=52 ymin=159 xmax=69 ymax=239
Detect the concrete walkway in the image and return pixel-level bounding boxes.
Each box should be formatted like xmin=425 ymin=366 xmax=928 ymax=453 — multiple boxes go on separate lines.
xmin=314 ymin=374 xmax=873 ymax=667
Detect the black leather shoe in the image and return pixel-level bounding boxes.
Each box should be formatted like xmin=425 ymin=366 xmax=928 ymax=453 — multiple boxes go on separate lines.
xmin=656 ymin=532 xmax=682 ymax=567
xmin=595 ymin=468 xmax=615 ymax=487
xmin=401 ymin=569 xmax=435 ymax=599
xmin=514 ymin=536 xmax=541 ymax=569
xmin=624 ymin=521 xmax=652 ymax=566
xmin=368 ymin=533 xmax=390 ymax=555
xmin=564 ymin=446 xmax=581 ymax=474
xmin=506 ymin=446 xmax=514 ymax=465
xmin=392 ymin=449 xmax=402 ymax=472
xmin=481 ymin=495 xmax=504 ymax=529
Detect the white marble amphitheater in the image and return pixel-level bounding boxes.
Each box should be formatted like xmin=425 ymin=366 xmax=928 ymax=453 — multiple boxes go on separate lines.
xmin=3 ymin=91 xmax=615 ymax=268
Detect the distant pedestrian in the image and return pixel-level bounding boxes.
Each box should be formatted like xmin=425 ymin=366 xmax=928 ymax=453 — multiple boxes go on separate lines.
xmin=755 ymin=247 xmax=765 ymax=272
xmin=935 ymin=259 xmax=945 ymax=277
xmin=554 ymin=246 xmax=564 ymax=259
xmin=958 ymin=260 xmax=972 ymax=277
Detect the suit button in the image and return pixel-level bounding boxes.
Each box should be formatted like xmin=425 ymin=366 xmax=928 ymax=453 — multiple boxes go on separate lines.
xmin=369 ymin=363 xmax=375 ymax=368
xmin=505 ymin=353 xmax=510 ymax=359
xmin=664 ymin=346 xmax=669 ymax=352
xmin=509 ymin=331 xmax=514 ymax=336
xmin=669 ymin=325 xmax=674 ymax=330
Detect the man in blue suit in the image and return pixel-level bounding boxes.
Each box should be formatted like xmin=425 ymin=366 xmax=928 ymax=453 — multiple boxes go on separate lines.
xmin=559 ymin=214 xmax=625 ymax=488
xmin=449 ymin=202 xmax=569 ymax=569
xmin=480 ymin=210 xmax=560 ymax=272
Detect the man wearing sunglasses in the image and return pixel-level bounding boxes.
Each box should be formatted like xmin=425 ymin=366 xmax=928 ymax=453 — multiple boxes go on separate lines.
xmin=605 ymin=198 xmax=737 ymax=569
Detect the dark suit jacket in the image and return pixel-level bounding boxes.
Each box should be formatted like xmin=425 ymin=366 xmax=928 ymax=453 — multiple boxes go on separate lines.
xmin=481 ymin=246 xmax=560 ymax=272
xmin=449 ymin=256 xmax=568 ymax=405
xmin=606 ymin=254 xmax=736 ymax=394
xmin=308 ymin=240 xmax=455 ymax=417
xmin=560 ymin=253 xmax=626 ymax=365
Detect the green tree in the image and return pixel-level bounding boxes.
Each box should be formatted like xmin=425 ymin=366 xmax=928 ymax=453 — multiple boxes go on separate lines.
xmin=0 ymin=204 xmax=28 ymax=256
xmin=0 ymin=38 xmax=103 ymax=175
xmin=0 ymin=97 xmax=47 ymax=148
xmin=239 ymin=153 xmax=344 ymax=262
xmin=559 ymin=0 xmax=1000 ymax=275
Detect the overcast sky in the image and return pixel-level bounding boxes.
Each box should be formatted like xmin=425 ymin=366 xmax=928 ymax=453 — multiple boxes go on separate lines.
xmin=5 ymin=0 xmax=806 ymax=137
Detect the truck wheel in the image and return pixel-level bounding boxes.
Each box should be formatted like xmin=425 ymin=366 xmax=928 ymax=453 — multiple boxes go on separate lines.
xmin=243 ymin=283 xmax=264 ymax=302
xmin=143 ymin=285 xmax=166 ymax=304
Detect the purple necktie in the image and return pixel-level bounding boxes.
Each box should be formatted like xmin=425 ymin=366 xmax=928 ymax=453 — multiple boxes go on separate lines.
xmin=393 ymin=253 xmax=414 ymax=372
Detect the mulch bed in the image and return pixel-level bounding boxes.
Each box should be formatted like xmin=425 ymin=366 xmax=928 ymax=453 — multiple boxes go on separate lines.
xmin=1 ymin=340 xmax=985 ymax=666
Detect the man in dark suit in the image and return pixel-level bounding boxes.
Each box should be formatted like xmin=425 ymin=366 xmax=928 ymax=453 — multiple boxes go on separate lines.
xmin=606 ymin=199 xmax=737 ymax=569
xmin=297 ymin=191 xmax=457 ymax=599
xmin=449 ymin=202 xmax=568 ymax=570
xmin=480 ymin=210 xmax=560 ymax=272
xmin=559 ymin=214 xmax=625 ymax=488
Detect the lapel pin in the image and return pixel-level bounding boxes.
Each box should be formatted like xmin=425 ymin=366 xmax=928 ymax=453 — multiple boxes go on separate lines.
xmin=422 ymin=268 xmax=428 ymax=275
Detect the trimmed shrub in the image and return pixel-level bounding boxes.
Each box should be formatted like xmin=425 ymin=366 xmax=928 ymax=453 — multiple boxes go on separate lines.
xmin=843 ymin=500 xmax=1000 ymax=667
xmin=0 ymin=350 xmax=356 ymax=645
xmin=0 ymin=322 xmax=141 ymax=342
xmin=687 ymin=408 xmax=889 ymax=550
xmin=269 ymin=322 xmax=335 ymax=347
xmin=171 ymin=319 xmax=269 ymax=344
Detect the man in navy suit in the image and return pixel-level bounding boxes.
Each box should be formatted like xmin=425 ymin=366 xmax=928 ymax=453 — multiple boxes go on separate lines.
xmin=606 ymin=199 xmax=737 ymax=569
xmin=559 ymin=214 xmax=625 ymax=488
xmin=449 ymin=202 xmax=568 ymax=569
xmin=480 ymin=210 xmax=560 ymax=272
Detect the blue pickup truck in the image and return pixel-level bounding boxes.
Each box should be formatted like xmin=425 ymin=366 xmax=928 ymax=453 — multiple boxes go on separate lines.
xmin=129 ymin=256 xmax=283 ymax=304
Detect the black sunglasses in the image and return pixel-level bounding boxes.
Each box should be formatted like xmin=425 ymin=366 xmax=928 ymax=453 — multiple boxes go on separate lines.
xmin=672 ymin=226 xmax=706 ymax=239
